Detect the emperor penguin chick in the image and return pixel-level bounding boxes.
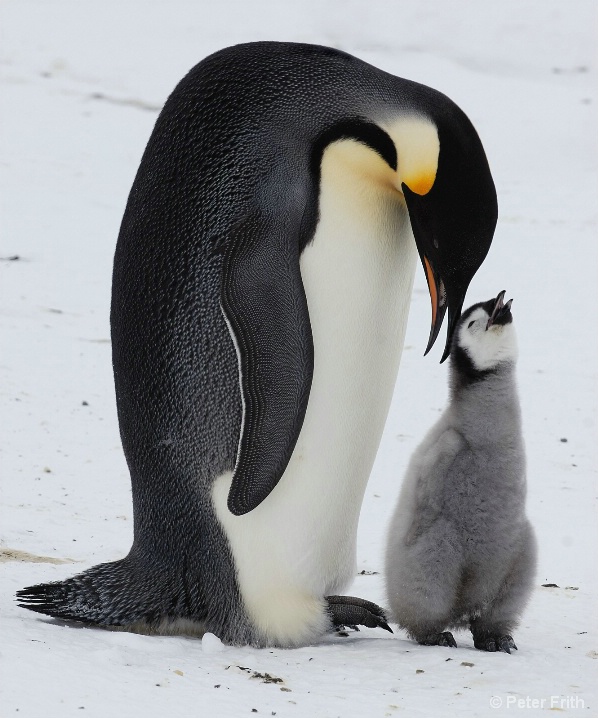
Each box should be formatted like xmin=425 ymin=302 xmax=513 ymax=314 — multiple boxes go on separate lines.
xmin=385 ymin=291 xmax=536 ymax=653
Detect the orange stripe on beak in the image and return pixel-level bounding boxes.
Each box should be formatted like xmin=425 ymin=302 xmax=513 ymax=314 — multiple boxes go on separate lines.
xmin=424 ymin=255 xmax=438 ymax=327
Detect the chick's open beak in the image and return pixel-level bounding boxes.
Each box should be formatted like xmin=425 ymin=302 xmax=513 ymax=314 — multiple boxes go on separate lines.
xmin=486 ymin=290 xmax=513 ymax=329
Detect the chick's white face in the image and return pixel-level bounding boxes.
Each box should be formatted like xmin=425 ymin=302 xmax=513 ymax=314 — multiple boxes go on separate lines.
xmin=457 ymin=307 xmax=518 ymax=371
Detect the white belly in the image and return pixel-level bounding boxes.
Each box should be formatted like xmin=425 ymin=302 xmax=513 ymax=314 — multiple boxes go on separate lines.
xmin=213 ymin=139 xmax=417 ymax=646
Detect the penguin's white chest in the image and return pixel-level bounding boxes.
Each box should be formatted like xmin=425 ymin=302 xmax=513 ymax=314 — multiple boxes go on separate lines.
xmin=213 ymin=139 xmax=417 ymax=645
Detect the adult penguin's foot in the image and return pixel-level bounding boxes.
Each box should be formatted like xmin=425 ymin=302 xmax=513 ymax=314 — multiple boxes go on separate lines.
xmin=326 ymin=595 xmax=393 ymax=633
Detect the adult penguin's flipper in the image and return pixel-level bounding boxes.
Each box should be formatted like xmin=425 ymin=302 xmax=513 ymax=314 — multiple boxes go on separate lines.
xmin=221 ymin=210 xmax=314 ymax=516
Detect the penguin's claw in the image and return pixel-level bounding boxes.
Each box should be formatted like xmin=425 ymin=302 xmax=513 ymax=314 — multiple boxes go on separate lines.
xmin=419 ymin=631 xmax=457 ymax=648
xmin=474 ymin=634 xmax=517 ymax=654
xmin=334 ymin=624 xmax=359 ymax=637
xmin=440 ymin=631 xmax=458 ymax=648
xmin=326 ymin=595 xmax=393 ymax=633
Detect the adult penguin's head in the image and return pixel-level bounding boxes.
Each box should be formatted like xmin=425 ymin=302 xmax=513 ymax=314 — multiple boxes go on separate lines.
xmin=399 ymin=111 xmax=498 ymax=362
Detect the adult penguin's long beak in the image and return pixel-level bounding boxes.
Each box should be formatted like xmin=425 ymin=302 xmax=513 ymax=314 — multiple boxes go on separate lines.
xmin=421 ymin=255 xmax=464 ymax=363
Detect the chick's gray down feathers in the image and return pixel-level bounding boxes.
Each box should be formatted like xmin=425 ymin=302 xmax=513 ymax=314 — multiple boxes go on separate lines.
xmin=385 ymin=294 xmax=537 ymax=652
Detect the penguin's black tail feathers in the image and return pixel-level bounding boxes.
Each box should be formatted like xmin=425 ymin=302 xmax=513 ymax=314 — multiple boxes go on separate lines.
xmin=17 ymin=579 xmax=92 ymax=622
xmin=16 ymin=556 xmax=196 ymax=629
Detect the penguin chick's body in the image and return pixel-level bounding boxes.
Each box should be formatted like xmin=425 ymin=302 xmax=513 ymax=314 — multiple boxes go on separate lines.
xmin=385 ymin=292 xmax=536 ymax=653
xmin=17 ymin=42 xmax=498 ymax=648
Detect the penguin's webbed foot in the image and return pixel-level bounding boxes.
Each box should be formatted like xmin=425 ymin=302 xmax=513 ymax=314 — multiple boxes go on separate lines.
xmin=326 ymin=595 xmax=393 ymax=633
xmin=418 ymin=631 xmax=457 ymax=648
xmin=473 ymin=634 xmax=517 ymax=654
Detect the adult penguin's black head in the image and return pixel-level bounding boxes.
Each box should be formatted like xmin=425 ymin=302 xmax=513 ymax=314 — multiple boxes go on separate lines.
xmin=400 ymin=111 xmax=498 ymax=362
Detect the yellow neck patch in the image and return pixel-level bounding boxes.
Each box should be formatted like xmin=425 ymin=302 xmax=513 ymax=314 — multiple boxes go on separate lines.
xmin=403 ymin=170 xmax=437 ymax=195
xmin=383 ymin=116 xmax=440 ymax=196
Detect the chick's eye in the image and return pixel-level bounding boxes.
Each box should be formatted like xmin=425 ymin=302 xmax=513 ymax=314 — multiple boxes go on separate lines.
xmin=468 ymin=320 xmax=475 ymax=329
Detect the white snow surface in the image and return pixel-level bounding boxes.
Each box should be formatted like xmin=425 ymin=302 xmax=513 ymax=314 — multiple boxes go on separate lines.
xmin=1 ymin=1 xmax=597 ymax=716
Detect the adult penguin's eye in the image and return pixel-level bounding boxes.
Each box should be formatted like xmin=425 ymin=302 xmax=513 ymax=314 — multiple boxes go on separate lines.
xmin=468 ymin=320 xmax=475 ymax=328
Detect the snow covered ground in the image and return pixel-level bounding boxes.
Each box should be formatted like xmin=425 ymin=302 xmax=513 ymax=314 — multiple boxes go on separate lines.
xmin=1 ymin=1 xmax=596 ymax=716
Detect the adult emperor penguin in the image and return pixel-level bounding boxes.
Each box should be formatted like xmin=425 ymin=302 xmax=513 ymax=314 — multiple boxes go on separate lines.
xmin=18 ymin=42 xmax=498 ymax=647
xmin=385 ymin=292 xmax=536 ymax=652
